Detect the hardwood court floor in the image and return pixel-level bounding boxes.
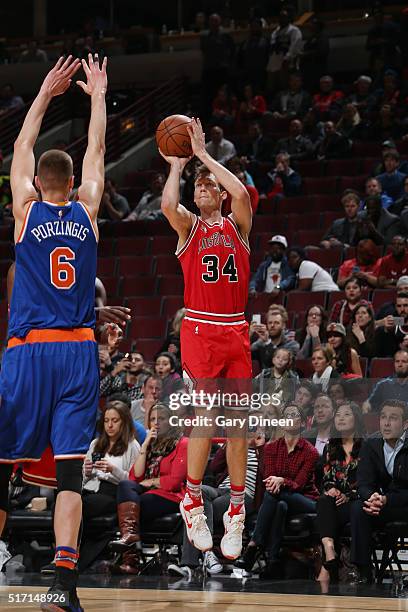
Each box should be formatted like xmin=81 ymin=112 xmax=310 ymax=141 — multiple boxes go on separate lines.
xmin=1 ymin=587 xmax=408 ymax=611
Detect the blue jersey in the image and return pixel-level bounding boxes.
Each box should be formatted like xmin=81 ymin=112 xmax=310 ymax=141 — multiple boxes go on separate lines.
xmin=8 ymin=200 xmax=97 ymax=338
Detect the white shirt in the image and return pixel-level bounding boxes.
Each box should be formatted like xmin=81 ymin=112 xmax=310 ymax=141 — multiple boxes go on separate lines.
xmin=205 ymin=138 xmax=237 ymax=165
xmin=299 ymin=260 xmax=339 ymax=292
xmin=264 ymin=261 xmax=282 ymax=292
xmin=315 ymin=436 xmax=329 ymax=456
xmin=383 ymin=433 xmax=405 ymax=476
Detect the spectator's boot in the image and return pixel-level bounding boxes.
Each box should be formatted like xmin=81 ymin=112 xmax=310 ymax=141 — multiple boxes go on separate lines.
xmin=109 ymin=502 xmax=141 ymax=552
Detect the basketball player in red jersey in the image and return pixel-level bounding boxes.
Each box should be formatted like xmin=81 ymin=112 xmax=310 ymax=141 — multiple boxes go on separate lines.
xmin=160 ymin=118 xmax=252 ymax=560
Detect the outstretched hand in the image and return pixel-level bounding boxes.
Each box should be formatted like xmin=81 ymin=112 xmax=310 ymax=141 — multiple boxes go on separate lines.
xmin=186 ymin=117 xmax=207 ymax=159
xmin=40 ymin=55 xmax=81 ymax=98
xmin=77 ymin=53 xmax=108 ymax=96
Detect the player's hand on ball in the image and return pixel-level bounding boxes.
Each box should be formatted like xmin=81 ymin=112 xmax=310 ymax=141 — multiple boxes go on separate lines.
xmin=40 ymin=55 xmax=81 ymax=98
xmin=186 ymin=117 xmax=206 ymax=159
xmin=158 ymin=149 xmax=192 ymax=169
xmin=77 ymin=53 xmax=108 ymax=96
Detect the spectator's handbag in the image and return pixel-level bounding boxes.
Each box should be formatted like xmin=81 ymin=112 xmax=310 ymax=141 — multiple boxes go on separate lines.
xmin=339 ymin=542 xmax=359 ymax=582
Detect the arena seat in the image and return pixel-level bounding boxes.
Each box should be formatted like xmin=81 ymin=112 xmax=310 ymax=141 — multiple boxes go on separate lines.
xmin=326 ymin=159 xmax=362 ymax=176
xmin=97 ymin=257 xmax=117 ymax=277
xmin=312 ymin=195 xmax=339 ymax=212
xmin=98 ymin=239 xmax=115 ymax=257
xmin=306 ymin=248 xmax=343 ymax=269
xmin=287 ymin=213 xmax=322 ymax=233
xmin=339 ymin=175 xmax=366 ymax=193
xmin=303 ymin=177 xmax=337 ymax=195
xmin=125 ymin=296 xmax=162 ymax=316
xmin=117 ymin=256 xmax=154 ymax=276
xmin=247 ymin=293 xmax=284 ymax=317
xmin=121 ymin=276 xmax=156 ymax=296
xmin=161 ymin=296 xmax=185 ymax=317
xmin=158 ymin=275 xmax=185 ymax=295
xmin=116 ymin=237 xmax=151 ymax=256
xmin=295 ymin=358 xmax=314 ymax=378
xmin=369 ymin=358 xmax=394 ymax=379
xmin=320 ymin=211 xmax=343 ymax=230
xmin=279 ymin=197 xmax=314 ymax=215
xmin=293 ymin=229 xmax=324 ymax=246
xmin=151 ymin=236 xmax=178 ymax=255
xmin=130 ymin=316 xmax=167 ymax=339
xmin=100 ymin=276 xmax=119 ymax=298
xmin=134 ymin=339 xmax=163 ymax=361
xmin=296 ymin=160 xmax=322 ymax=177
xmin=286 ymin=291 xmax=327 ymax=312
xmin=371 ymin=289 xmax=397 ymax=311
xmin=154 ymin=255 xmax=182 ymax=275
xmin=352 ymin=141 xmax=381 ymax=157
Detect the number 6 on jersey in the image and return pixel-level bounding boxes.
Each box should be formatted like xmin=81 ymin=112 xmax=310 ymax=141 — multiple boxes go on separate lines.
xmin=50 ymin=247 xmax=76 ymax=289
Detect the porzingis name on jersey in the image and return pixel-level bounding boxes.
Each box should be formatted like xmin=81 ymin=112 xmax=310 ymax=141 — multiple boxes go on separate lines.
xmin=31 ymin=220 xmax=90 ymax=243
xmin=198 ymin=232 xmax=236 ymax=254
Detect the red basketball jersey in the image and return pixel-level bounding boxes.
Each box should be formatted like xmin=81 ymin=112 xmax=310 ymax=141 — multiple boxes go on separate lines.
xmin=177 ymin=214 xmax=250 ymax=325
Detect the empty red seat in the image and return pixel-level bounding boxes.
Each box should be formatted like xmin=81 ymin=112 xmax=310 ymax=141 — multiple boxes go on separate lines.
xmin=371 ymin=289 xmax=397 ymax=311
xmin=125 ymin=296 xmax=162 ymax=316
xmin=130 ymin=316 xmax=167 ymax=339
xmin=250 ymin=251 xmax=265 ymax=271
xmin=117 ymin=256 xmax=153 ymax=276
xmin=97 ymin=257 xmax=116 ymax=277
xmin=296 ymin=160 xmax=323 ymax=177
xmin=338 ymin=175 xmax=366 ymax=193
xmin=151 ymin=236 xmax=178 ymax=255
xmin=247 ymin=293 xmax=284 ymax=317
xmin=312 ymin=195 xmax=339 ymax=212
xmin=132 ymin=339 xmax=163 ymax=362
xmin=303 ymin=177 xmax=337 ymax=195
xmin=162 ymin=296 xmax=185 ymax=317
xmin=98 ymin=239 xmax=114 ymax=257
xmin=320 ymin=211 xmax=341 ymax=229
xmin=121 ymin=276 xmax=156 ymax=296
xmin=279 ymin=197 xmax=313 ymax=215
xmin=295 ymin=358 xmax=314 ymax=378
xmin=286 ymin=291 xmax=327 ymax=312
xmin=352 ymin=141 xmax=381 ymax=157
xmin=370 ymin=358 xmax=394 ymax=379
xmin=100 ymin=276 xmax=119 ymax=297
xmin=116 ymin=237 xmax=151 ymax=256
xmin=155 ymin=255 xmax=182 ymax=275
xmin=287 ymin=213 xmax=322 ymax=232
xmin=327 ymin=290 xmax=346 ymax=311
xmin=158 ymin=275 xmax=184 ymax=295
xmin=293 ymin=229 xmax=323 ymax=247
xmin=361 ymin=158 xmax=378 ymax=175
xmin=306 ymin=248 xmax=343 ymax=269
xmin=252 ymin=214 xmax=285 ymax=234
xmin=326 ymin=159 xmax=362 ymax=177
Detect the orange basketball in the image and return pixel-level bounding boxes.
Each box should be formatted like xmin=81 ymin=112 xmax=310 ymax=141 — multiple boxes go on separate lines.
xmin=156 ymin=114 xmax=193 ymax=157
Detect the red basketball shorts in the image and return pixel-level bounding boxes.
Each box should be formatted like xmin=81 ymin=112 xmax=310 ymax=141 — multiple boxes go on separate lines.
xmin=180 ymin=319 xmax=252 ymax=409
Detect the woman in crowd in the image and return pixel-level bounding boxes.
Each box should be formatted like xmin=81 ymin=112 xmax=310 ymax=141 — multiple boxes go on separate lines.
xmin=336 ymin=103 xmax=365 ymax=139
xmin=326 ymin=322 xmax=362 ymax=377
xmin=235 ymin=402 xmax=319 ymax=579
xmin=109 ymin=404 xmax=188 ymax=574
xmin=347 ymin=303 xmax=377 ymax=359
xmin=296 ymin=305 xmax=328 ymax=359
xmin=80 ymin=401 xmax=140 ymax=570
xmin=316 ymin=401 xmax=365 ymax=582
xmin=159 ymin=308 xmax=185 ymax=364
xmin=154 ymin=352 xmax=183 ymax=401
xmin=329 ymin=276 xmax=371 ymax=328
xmin=311 ymin=346 xmax=340 ymax=392
xmin=254 ymin=347 xmax=299 ymax=405
xmin=238 ymin=83 xmax=267 ymax=123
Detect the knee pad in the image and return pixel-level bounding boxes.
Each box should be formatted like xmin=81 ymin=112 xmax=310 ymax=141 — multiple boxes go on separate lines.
xmin=56 ymin=459 xmax=83 ymax=495
xmin=0 ymin=464 xmax=13 ymax=512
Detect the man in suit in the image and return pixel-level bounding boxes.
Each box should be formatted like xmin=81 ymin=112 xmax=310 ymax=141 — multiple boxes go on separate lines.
xmin=358 ymin=195 xmax=401 ymax=246
xmin=350 ymin=399 xmax=408 ymax=582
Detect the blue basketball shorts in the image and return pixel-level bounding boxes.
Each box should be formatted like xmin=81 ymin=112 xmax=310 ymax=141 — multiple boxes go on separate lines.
xmin=0 ymin=330 xmax=99 ymax=462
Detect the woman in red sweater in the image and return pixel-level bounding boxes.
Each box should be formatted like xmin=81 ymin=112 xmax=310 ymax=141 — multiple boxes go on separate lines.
xmin=235 ymin=402 xmax=319 ymax=579
xmin=109 ymin=403 xmax=188 ymax=574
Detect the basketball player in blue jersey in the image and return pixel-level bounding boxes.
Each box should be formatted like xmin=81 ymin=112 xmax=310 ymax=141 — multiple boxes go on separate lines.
xmin=0 ymin=54 xmax=107 ymax=612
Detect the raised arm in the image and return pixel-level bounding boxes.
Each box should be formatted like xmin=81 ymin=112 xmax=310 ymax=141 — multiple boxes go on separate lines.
xmin=77 ymin=54 xmax=107 ymax=222
xmin=11 ymin=56 xmax=80 ymax=229
xmin=187 ymin=118 xmax=252 ymax=240
xmin=160 ymin=154 xmax=194 ymax=242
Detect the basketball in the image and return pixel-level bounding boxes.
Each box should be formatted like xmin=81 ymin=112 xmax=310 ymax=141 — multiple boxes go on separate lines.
xmin=156 ymin=114 xmax=193 ymax=157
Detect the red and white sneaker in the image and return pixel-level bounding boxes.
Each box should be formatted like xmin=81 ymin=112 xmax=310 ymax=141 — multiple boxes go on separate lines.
xmin=180 ymin=501 xmax=213 ymax=552
xmin=220 ymin=507 xmax=245 ymax=560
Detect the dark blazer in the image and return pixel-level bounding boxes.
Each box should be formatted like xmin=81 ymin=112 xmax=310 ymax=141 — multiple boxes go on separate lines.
xmin=357 ymin=432 xmax=408 ymax=506
xmin=322 ymin=216 xmax=360 ymax=246
xmin=358 ymin=208 xmax=402 ymax=245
